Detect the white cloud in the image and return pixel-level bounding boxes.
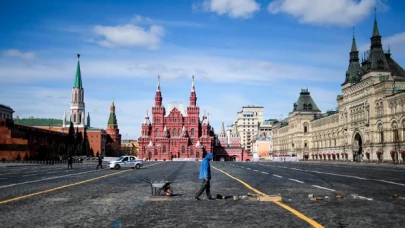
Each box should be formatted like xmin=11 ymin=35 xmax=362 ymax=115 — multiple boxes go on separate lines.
xmin=201 ymin=0 xmax=260 ymax=19
xmin=93 ymin=23 xmax=165 ymax=49
xmin=0 ymin=53 xmax=342 ymax=84
xmin=267 ymin=0 xmax=383 ymax=26
xmin=3 ymin=49 xmax=36 ymax=59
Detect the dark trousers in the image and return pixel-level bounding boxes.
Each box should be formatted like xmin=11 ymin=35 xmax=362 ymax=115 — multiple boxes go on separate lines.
xmin=67 ymin=163 xmax=72 ymax=169
xmin=195 ymin=179 xmax=212 ymax=198
xmin=96 ymin=162 xmax=103 ymax=169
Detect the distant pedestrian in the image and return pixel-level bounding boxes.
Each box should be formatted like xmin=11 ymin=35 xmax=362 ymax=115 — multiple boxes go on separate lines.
xmin=96 ymin=156 xmax=103 ymax=169
xmin=194 ymin=153 xmax=214 ymax=200
xmin=67 ymin=155 xmax=73 ymax=169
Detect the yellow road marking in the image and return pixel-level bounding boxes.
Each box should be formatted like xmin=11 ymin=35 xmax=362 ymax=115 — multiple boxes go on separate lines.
xmin=212 ymin=166 xmax=324 ymax=228
xmin=0 ymin=163 xmax=161 ymax=205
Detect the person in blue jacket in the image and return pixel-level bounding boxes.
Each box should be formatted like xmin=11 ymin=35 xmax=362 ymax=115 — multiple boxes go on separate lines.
xmin=194 ymin=153 xmax=214 ymax=200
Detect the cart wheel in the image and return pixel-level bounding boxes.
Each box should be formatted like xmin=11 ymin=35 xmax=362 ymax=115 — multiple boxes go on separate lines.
xmin=114 ymin=164 xmax=120 ymax=170
xmin=135 ymin=164 xmax=141 ymax=169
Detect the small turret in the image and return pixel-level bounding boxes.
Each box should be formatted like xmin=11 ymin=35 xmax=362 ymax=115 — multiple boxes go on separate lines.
xmin=87 ymin=112 xmax=90 ymax=127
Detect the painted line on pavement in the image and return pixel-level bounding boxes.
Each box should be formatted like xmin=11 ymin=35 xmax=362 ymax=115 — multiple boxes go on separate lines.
xmin=0 ymin=163 xmax=162 ymax=205
xmin=376 ymin=179 xmax=405 ymax=187
xmin=273 ymin=174 xmax=283 ymax=178
xmin=246 ymin=168 xmax=251 ymax=170
xmin=288 ymin=178 xmax=304 ymax=184
xmin=253 ymin=170 xmax=259 ymax=172
xmin=358 ymin=196 xmax=373 ymax=201
xmin=308 ymin=170 xmax=369 ymax=180
xmin=291 ymin=168 xmax=304 ymax=171
xmin=312 ymin=185 xmax=336 ymax=192
xmin=0 ymin=163 xmax=161 ymax=189
xmin=211 ymin=166 xmax=324 ymax=228
xmin=22 ymin=174 xmax=37 ymax=177
xmin=0 ymin=167 xmax=66 ymax=176
xmin=0 ymin=170 xmax=103 ymax=189
xmin=261 ymin=172 xmax=269 ymax=174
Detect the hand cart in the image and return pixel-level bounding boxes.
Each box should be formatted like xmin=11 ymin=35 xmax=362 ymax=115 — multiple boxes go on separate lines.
xmin=143 ymin=179 xmax=173 ymax=196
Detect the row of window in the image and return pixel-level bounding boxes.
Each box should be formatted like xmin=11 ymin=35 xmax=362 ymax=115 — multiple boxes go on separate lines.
xmin=155 ymin=128 xmax=195 ymax=137
xmin=0 ymin=113 xmax=11 ymax=119
xmin=143 ymin=146 xmax=195 ymax=155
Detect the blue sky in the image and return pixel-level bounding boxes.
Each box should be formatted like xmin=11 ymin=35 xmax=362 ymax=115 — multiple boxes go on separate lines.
xmin=1 ymin=0 xmax=405 ymax=139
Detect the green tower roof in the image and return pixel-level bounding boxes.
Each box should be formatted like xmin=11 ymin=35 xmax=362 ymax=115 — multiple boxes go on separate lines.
xmin=74 ymin=54 xmax=83 ymax=88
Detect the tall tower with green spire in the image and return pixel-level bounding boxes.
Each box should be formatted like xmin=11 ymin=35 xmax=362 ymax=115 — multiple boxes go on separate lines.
xmin=70 ymin=53 xmax=85 ymax=127
xmin=106 ymin=99 xmax=121 ymax=146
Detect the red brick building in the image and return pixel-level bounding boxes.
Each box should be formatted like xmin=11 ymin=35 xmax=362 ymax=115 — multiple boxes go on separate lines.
xmin=215 ymin=122 xmax=252 ymax=161
xmin=138 ymin=76 xmax=214 ymax=161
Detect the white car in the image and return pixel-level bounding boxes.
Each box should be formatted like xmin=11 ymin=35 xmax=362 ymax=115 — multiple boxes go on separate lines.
xmin=108 ymin=156 xmax=143 ymax=170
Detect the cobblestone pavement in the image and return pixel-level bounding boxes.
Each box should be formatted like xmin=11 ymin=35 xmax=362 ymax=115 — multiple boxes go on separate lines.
xmin=0 ymin=161 xmax=404 ymax=228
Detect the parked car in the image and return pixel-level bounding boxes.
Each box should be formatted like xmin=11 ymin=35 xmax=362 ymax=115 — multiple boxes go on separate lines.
xmin=108 ymin=156 xmax=143 ymax=170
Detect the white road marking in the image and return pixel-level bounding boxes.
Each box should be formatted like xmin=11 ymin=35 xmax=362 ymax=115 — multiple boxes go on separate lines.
xmin=273 ymin=174 xmax=283 ymax=178
xmin=358 ymin=196 xmax=373 ymax=201
xmin=241 ymin=166 xmax=245 ymax=168
xmin=291 ymin=168 xmax=303 ymax=171
xmin=0 ymin=170 xmax=103 ymax=189
xmin=261 ymin=172 xmax=269 ymax=174
xmin=246 ymin=168 xmax=251 ymax=170
xmin=288 ymin=178 xmax=304 ymax=184
xmin=312 ymin=185 xmax=336 ymax=191
xmin=309 ymin=170 xmax=369 ymax=180
xmin=281 ymin=167 xmax=288 ymax=168
xmin=376 ymin=179 xmax=405 ymax=187
xmin=253 ymin=170 xmax=259 ymax=172
xmin=22 ymin=174 xmax=37 ymax=177
xmin=46 ymin=171 xmax=60 ymax=174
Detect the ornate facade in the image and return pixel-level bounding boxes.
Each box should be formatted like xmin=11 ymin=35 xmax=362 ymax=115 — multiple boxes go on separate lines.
xmin=273 ymin=17 xmax=405 ymax=162
xmin=137 ymin=76 xmax=215 ymax=161
xmin=214 ymin=122 xmax=251 ymax=161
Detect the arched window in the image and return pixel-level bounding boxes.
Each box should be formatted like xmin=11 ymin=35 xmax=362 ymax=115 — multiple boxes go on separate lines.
xmin=74 ymin=92 xmax=77 ymax=102
xmin=172 ymin=129 xmax=175 ymax=137
xmin=78 ymin=114 xmax=81 ymax=124
xmin=378 ymin=124 xmax=384 ymax=143
xmin=190 ymin=149 xmax=194 ymax=155
xmin=73 ymin=114 xmax=76 ymax=123
xmin=181 ymin=146 xmax=185 ymax=153
xmin=303 ymin=104 xmax=307 ymax=110
xmin=154 ymin=149 xmax=158 ymax=155
xmin=191 ymin=128 xmax=195 ymax=136
xmin=303 ymin=122 xmax=309 ymax=133
xmin=155 ymin=128 xmax=160 ymax=137
xmin=177 ymin=128 xmax=180 ymax=136
xmin=392 ymin=122 xmax=399 ymax=142
xmin=163 ymin=146 xmax=166 ymax=153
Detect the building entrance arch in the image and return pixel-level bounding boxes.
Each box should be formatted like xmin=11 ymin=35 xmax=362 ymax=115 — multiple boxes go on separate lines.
xmin=353 ymin=132 xmax=363 ymax=162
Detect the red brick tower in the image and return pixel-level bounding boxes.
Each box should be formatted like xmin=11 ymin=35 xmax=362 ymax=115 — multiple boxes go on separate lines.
xmin=106 ymin=100 xmax=121 ymax=146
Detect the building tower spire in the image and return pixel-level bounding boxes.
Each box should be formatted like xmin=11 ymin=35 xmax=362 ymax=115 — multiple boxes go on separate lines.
xmin=344 ymin=27 xmax=361 ymax=84
xmin=371 ymin=7 xmax=382 ymax=49
xmin=106 ymin=99 xmax=121 ymax=146
xmin=87 ymin=112 xmax=90 ymax=127
xmin=70 ymin=53 xmax=85 ymax=127
xmin=189 ymin=75 xmax=197 ymax=107
xmin=155 ymin=75 xmax=162 ymax=107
